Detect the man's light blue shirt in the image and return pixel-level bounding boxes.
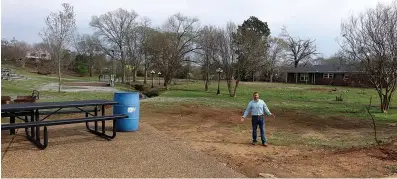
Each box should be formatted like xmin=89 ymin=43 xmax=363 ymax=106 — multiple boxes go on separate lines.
xmin=243 ymin=99 xmax=271 ymax=118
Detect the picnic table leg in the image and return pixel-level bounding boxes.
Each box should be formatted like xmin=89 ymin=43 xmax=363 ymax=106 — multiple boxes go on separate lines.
xmin=35 ymin=109 xmax=40 ymax=142
xmin=10 ymin=116 xmax=15 ymax=135
xmin=85 ymin=104 xmax=116 ymax=140
xmin=25 ymin=109 xmax=48 ymax=150
xmin=25 ymin=111 xmax=32 ymax=136
xmin=101 ymin=105 xmax=105 ymax=134
xmin=85 ymin=112 xmax=89 ymax=129
xmin=94 ymin=106 xmax=98 ymax=132
xmin=31 ymin=111 xmax=35 ymax=138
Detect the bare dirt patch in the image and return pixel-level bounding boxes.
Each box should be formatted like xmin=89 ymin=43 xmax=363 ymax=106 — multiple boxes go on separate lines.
xmin=140 ymin=104 xmax=397 ymax=178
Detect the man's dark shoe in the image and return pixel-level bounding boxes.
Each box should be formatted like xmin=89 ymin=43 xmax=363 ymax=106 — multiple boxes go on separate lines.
xmin=251 ymin=141 xmax=257 ymax=145
xmin=262 ymin=143 xmax=268 ymax=147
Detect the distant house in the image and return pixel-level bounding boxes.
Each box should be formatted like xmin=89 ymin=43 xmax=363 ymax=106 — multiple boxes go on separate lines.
xmin=25 ymin=50 xmax=51 ymax=60
xmin=281 ymin=64 xmax=370 ymax=87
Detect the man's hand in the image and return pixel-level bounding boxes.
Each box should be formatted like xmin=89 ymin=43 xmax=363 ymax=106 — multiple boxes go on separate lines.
xmin=240 ymin=116 xmax=245 ymax=122
xmin=271 ymin=114 xmax=276 ymax=120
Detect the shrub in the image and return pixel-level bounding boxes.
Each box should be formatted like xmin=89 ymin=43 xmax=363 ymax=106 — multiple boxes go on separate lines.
xmin=133 ymin=84 xmax=150 ymax=92
xmin=143 ymin=89 xmax=159 ymax=98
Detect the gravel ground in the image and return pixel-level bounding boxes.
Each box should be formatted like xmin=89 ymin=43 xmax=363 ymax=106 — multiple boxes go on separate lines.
xmin=1 ymin=123 xmax=245 ymax=178
xmin=40 ymin=83 xmax=119 ymax=92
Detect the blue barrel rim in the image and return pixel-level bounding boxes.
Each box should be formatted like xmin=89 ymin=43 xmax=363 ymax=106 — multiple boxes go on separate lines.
xmin=114 ymin=91 xmax=140 ymax=94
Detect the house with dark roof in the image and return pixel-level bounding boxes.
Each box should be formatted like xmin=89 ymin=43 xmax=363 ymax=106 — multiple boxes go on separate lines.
xmin=281 ymin=64 xmax=368 ymax=87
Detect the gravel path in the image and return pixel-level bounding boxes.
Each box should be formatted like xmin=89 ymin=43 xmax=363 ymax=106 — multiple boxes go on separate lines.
xmin=40 ymin=83 xmax=119 ymax=92
xmin=1 ymin=123 xmax=245 ymax=178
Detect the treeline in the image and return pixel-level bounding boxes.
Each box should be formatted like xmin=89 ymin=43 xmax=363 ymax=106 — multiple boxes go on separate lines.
xmin=3 ymin=1 xmax=396 ymax=109
xmin=1 ymin=3 xmax=324 ymax=95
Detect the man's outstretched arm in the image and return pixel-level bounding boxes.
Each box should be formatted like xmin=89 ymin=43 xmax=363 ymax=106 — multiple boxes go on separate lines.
xmin=263 ymin=101 xmax=276 ymax=119
xmin=263 ymin=102 xmax=271 ymax=116
xmin=242 ymin=102 xmax=252 ymax=119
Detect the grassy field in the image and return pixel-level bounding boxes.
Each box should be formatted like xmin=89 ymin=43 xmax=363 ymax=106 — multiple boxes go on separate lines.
xmin=2 ymin=64 xmax=396 ymax=123
xmin=160 ymin=81 xmax=397 ymax=123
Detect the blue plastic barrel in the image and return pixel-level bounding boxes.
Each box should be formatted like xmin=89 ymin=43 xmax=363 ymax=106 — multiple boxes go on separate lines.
xmin=113 ymin=92 xmax=140 ymax=132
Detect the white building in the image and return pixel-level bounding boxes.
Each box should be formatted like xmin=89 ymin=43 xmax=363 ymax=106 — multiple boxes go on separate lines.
xmin=25 ymin=50 xmax=51 ymax=60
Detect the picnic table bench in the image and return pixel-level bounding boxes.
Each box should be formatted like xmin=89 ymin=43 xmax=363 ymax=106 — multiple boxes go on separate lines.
xmin=1 ymin=100 xmax=127 ymax=149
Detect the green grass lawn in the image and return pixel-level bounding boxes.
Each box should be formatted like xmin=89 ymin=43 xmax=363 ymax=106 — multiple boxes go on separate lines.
xmin=161 ymin=81 xmax=397 ymax=123
xmin=2 ymin=64 xmax=396 ymax=123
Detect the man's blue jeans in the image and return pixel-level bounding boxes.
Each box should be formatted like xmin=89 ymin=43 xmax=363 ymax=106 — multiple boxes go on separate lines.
xmin=252 ymin=115 xmax=266 ymax=144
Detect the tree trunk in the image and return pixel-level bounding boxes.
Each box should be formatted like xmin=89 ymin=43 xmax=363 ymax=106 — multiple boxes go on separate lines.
xmin=205 ymin=72 xmax=209 ymax=91
xmin=144 ymin=68 xmax=148 ymax=84
xmin=123 ymin=69 xmax=126 ymax=84
xmin=232 ymin=80 xmax=239 ymax=97
xmin=58 ymin=56 xmax=61 ymax=93
xmin=89 ymin=56 xmax=94 ymax=77
xmin=120 ymin=61 xmax=125 ymax=83
xmin=165 ymin=77 xmax=170 ymax=90
xmin=270 ymin=73 xmax=274 ymax=83
xmin=89 ymin=66 xmax=93 ymax=77
xmin=294 ymin=60 xmax=299 ymax=68
xmin=205 ymin=57 xmax=210 ymax=91
xmin=381 ymin=94 xmax=390 ymax=113
xmin=164 ymin=73 xmax=171 ymax=90
xmin=133 ymin=69 xmax=137 ymax=82
xmin=226 ymin=78 xmax=234 ymax=97
xmin=21 ymin=59 xmax=26 ymax=68
xmin=226 ymin=67 xmax=235 ymax=97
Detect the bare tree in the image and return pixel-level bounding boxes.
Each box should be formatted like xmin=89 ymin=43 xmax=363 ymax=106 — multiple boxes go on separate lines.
xmin=156 ymin=13 xmax=200 ymax=90
xmin=282 ymin=27 xmax=318 ymax=68
xmin=317 ymin=51 xmax=346 ymax=66
xmin=15 ymin=41 xmax=31 ymax=68
xmin=1 ymin=39 xmax=12 ymax=62
xmin=341 ymin=0 xmax=397 ymax=113
xmin=1 ymin=39 xmax=31 ymax=68
xmin=266 ymin=37 xmax=287 ymax=82
xmin=217 ymin=22 xmax=238 ymax=97
xmin=145 ymin=30 xmax=169 ymax=77
xmin=124 ymin=23 xmax=140 ymax=83
xmin=197 ymin=25 xmax=219 ymax=91
xmin=93 ymin=54 xmax=107 ymax=75
xmin=74 ymin=34 xmax=101 ymax=76
xmin=40 ymin=3 xmax=76 ymax=92
xmin=90 ymin=8 xmax=138 ymax=83
xmin=137 ymin=17 xmax=154 ymax=84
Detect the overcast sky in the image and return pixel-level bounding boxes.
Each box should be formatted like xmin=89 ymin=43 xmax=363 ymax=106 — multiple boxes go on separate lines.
xmin=1 ymin=0 xmax=393 ymax=57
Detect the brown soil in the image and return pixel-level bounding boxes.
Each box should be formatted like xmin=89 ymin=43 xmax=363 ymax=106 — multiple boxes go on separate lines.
xmin=140 ymin=104 xmax=397 ymax=178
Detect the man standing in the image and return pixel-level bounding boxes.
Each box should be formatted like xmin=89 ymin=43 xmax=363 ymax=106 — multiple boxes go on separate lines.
xmin=241 ymin=92 xmax=275 ymax=146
